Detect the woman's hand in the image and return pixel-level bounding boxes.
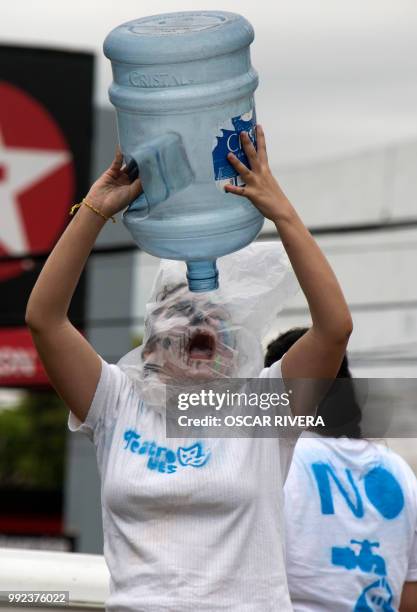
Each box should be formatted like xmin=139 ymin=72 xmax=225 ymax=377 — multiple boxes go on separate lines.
xmin=224 ymin=125 xmax=292 ymax=222
xmin=85 ymin=148 xmax=142 ymax=217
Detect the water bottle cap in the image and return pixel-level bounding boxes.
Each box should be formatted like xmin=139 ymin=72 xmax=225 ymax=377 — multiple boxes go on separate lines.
xmin=104 ymin=11 xmax=254 ymax=65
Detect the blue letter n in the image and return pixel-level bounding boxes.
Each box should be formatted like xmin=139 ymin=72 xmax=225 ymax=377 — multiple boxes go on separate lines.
xmin=312 ymin=462 xmax=364 ymax=518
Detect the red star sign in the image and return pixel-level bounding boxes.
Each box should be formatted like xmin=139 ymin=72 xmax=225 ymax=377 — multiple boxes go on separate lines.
xmin=0 ymin=82 xmax=75 ymax=281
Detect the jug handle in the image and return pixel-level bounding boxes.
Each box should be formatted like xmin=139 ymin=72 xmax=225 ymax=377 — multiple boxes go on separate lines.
xmin=124 ymin=132 xmax=194 ymax=211
xmin=125 ymin=158 xmax=139 ymax=182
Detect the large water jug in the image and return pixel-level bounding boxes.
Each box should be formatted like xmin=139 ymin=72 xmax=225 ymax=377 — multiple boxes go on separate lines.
xmin=104 ymin=11 xmax=263 ymax=291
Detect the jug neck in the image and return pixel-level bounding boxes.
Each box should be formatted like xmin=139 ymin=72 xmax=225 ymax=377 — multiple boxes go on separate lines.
xmin=186 ymin=260 xmax=219 ymax=292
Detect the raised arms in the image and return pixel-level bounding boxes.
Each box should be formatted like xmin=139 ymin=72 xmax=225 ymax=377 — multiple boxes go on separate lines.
xmin=25 ymin=150 xmax=141 ymax=422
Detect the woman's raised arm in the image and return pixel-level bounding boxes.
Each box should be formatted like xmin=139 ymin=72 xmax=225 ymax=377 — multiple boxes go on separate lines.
xmin=25 ymin=150 xmax=141 ymax=422
xmin=225 ymin=126 xmax=353 ymax=381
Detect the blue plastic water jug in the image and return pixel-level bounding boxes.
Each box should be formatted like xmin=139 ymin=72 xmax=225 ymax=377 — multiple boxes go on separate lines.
xmin=104 ymin=11 xmax=263 ymax=291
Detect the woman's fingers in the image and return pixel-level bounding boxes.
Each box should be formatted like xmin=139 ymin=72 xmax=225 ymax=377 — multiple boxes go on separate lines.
xmin=227 ymin=151 xmax=251 ymax=179
xmin=224 ymin=183 xmax=247 ymax=196
xmin=131 ymin=177 xmax=142 ymax=196
xmin=127 ymin=177 xmax=143 ymax=201
xmin=255 ymin=124 xmax=268 ymax=165
xmin=240 ymin=131 xmax=260 ymax=171
xmin=107 ymin=146 xmax=124 ymax=178
xmin=115 ymin=177 xmax=143 ymax=210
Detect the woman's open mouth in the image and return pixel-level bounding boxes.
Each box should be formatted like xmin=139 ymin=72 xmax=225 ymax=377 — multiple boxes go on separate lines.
xmin=187 ymin=330 xmax=216 ymax=361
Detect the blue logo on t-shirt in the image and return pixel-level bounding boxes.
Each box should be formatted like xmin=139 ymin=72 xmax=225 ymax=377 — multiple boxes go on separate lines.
xmin=332 ymin=540 xmax=394 ymax=611
xmin=311 ymin=462 xmax=404 ymax=519
xmin=332 ymin=540 xmax=386 ymax=576
xmin=123 ymin=429 xmax=210 ymax=474
xmin=310 ymin=460 xmax=403 ymax=610
xmin=177 ymin=443 xmax=210 ymax=467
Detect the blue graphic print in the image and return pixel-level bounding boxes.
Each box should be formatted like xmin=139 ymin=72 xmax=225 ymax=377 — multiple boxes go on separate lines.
xmin=332 ymin=540 xmax=394 ymax=611
xmin=177 ymin=442 xmax=210 ymax=467
xmin=123 ymin=429 xmax=210 ymax=474
xmin=332 ymin=540 xmax=386 ymax=576
xmin=312 ymin=463 xmax=364 ymax=517
xmin=355 ymin=578 xmax=393 ymax=612
xmin=212 ymin=109 xmax=257 ymax=185
xmin=311 ymin=461 xmax=404 ymax=610
xmin=363 ymin=467 xmax=405 ymax=520
xmin=311 ymin=462 xmax=404 ymax=519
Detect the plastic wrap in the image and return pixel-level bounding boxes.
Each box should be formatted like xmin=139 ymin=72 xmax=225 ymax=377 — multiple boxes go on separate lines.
xmin=117 ymin=241 xmax=299 ymax=407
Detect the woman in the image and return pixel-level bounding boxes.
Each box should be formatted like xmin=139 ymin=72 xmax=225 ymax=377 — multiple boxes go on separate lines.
xmin=26 ymin=126 xmax=352 ymax=610
xmin=266 ymin=328 xmax=417 ymax=612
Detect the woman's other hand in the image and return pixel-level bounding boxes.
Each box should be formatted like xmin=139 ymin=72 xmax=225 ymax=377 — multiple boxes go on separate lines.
xmin=224 ymin=125 xmax=291 ymax=222
xmin=85 ymin=147 xmax=142 ymax=218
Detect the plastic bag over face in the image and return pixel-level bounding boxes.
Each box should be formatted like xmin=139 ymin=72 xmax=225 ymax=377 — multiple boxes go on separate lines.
xmin=117 ymin=242 xmax=299 ymax=408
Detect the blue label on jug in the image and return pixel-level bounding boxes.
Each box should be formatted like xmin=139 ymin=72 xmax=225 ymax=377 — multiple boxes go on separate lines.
xmin=212 ymin=108 xmax=257 ymax=192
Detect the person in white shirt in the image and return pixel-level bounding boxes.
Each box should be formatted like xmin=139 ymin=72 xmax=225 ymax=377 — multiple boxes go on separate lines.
xmin=266 ymin=327 xmax=417 ymax=612
xmin=25 ymin=126 xmax=352 ymax=611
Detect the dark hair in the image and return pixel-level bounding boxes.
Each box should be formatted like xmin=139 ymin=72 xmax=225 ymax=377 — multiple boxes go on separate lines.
xmin=265 ymin=327 xmax=362 ymax=438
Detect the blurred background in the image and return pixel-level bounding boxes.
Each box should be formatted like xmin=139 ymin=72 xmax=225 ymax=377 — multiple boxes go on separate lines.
xmin=1 ymin=0 xmax=416 ymax=554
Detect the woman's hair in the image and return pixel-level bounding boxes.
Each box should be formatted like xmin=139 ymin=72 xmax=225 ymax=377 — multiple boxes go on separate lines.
xmin=265 ymin=327 xmax=362 ymax=438
xmin=154 ymin=281 xmax=188 ymax=304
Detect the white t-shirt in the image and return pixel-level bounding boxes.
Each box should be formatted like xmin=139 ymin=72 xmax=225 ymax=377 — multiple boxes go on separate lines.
xmin=68 ymin=357 xmax=295 ymax=612
xmin=283 ymin=433 xmax=417 ymax=612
